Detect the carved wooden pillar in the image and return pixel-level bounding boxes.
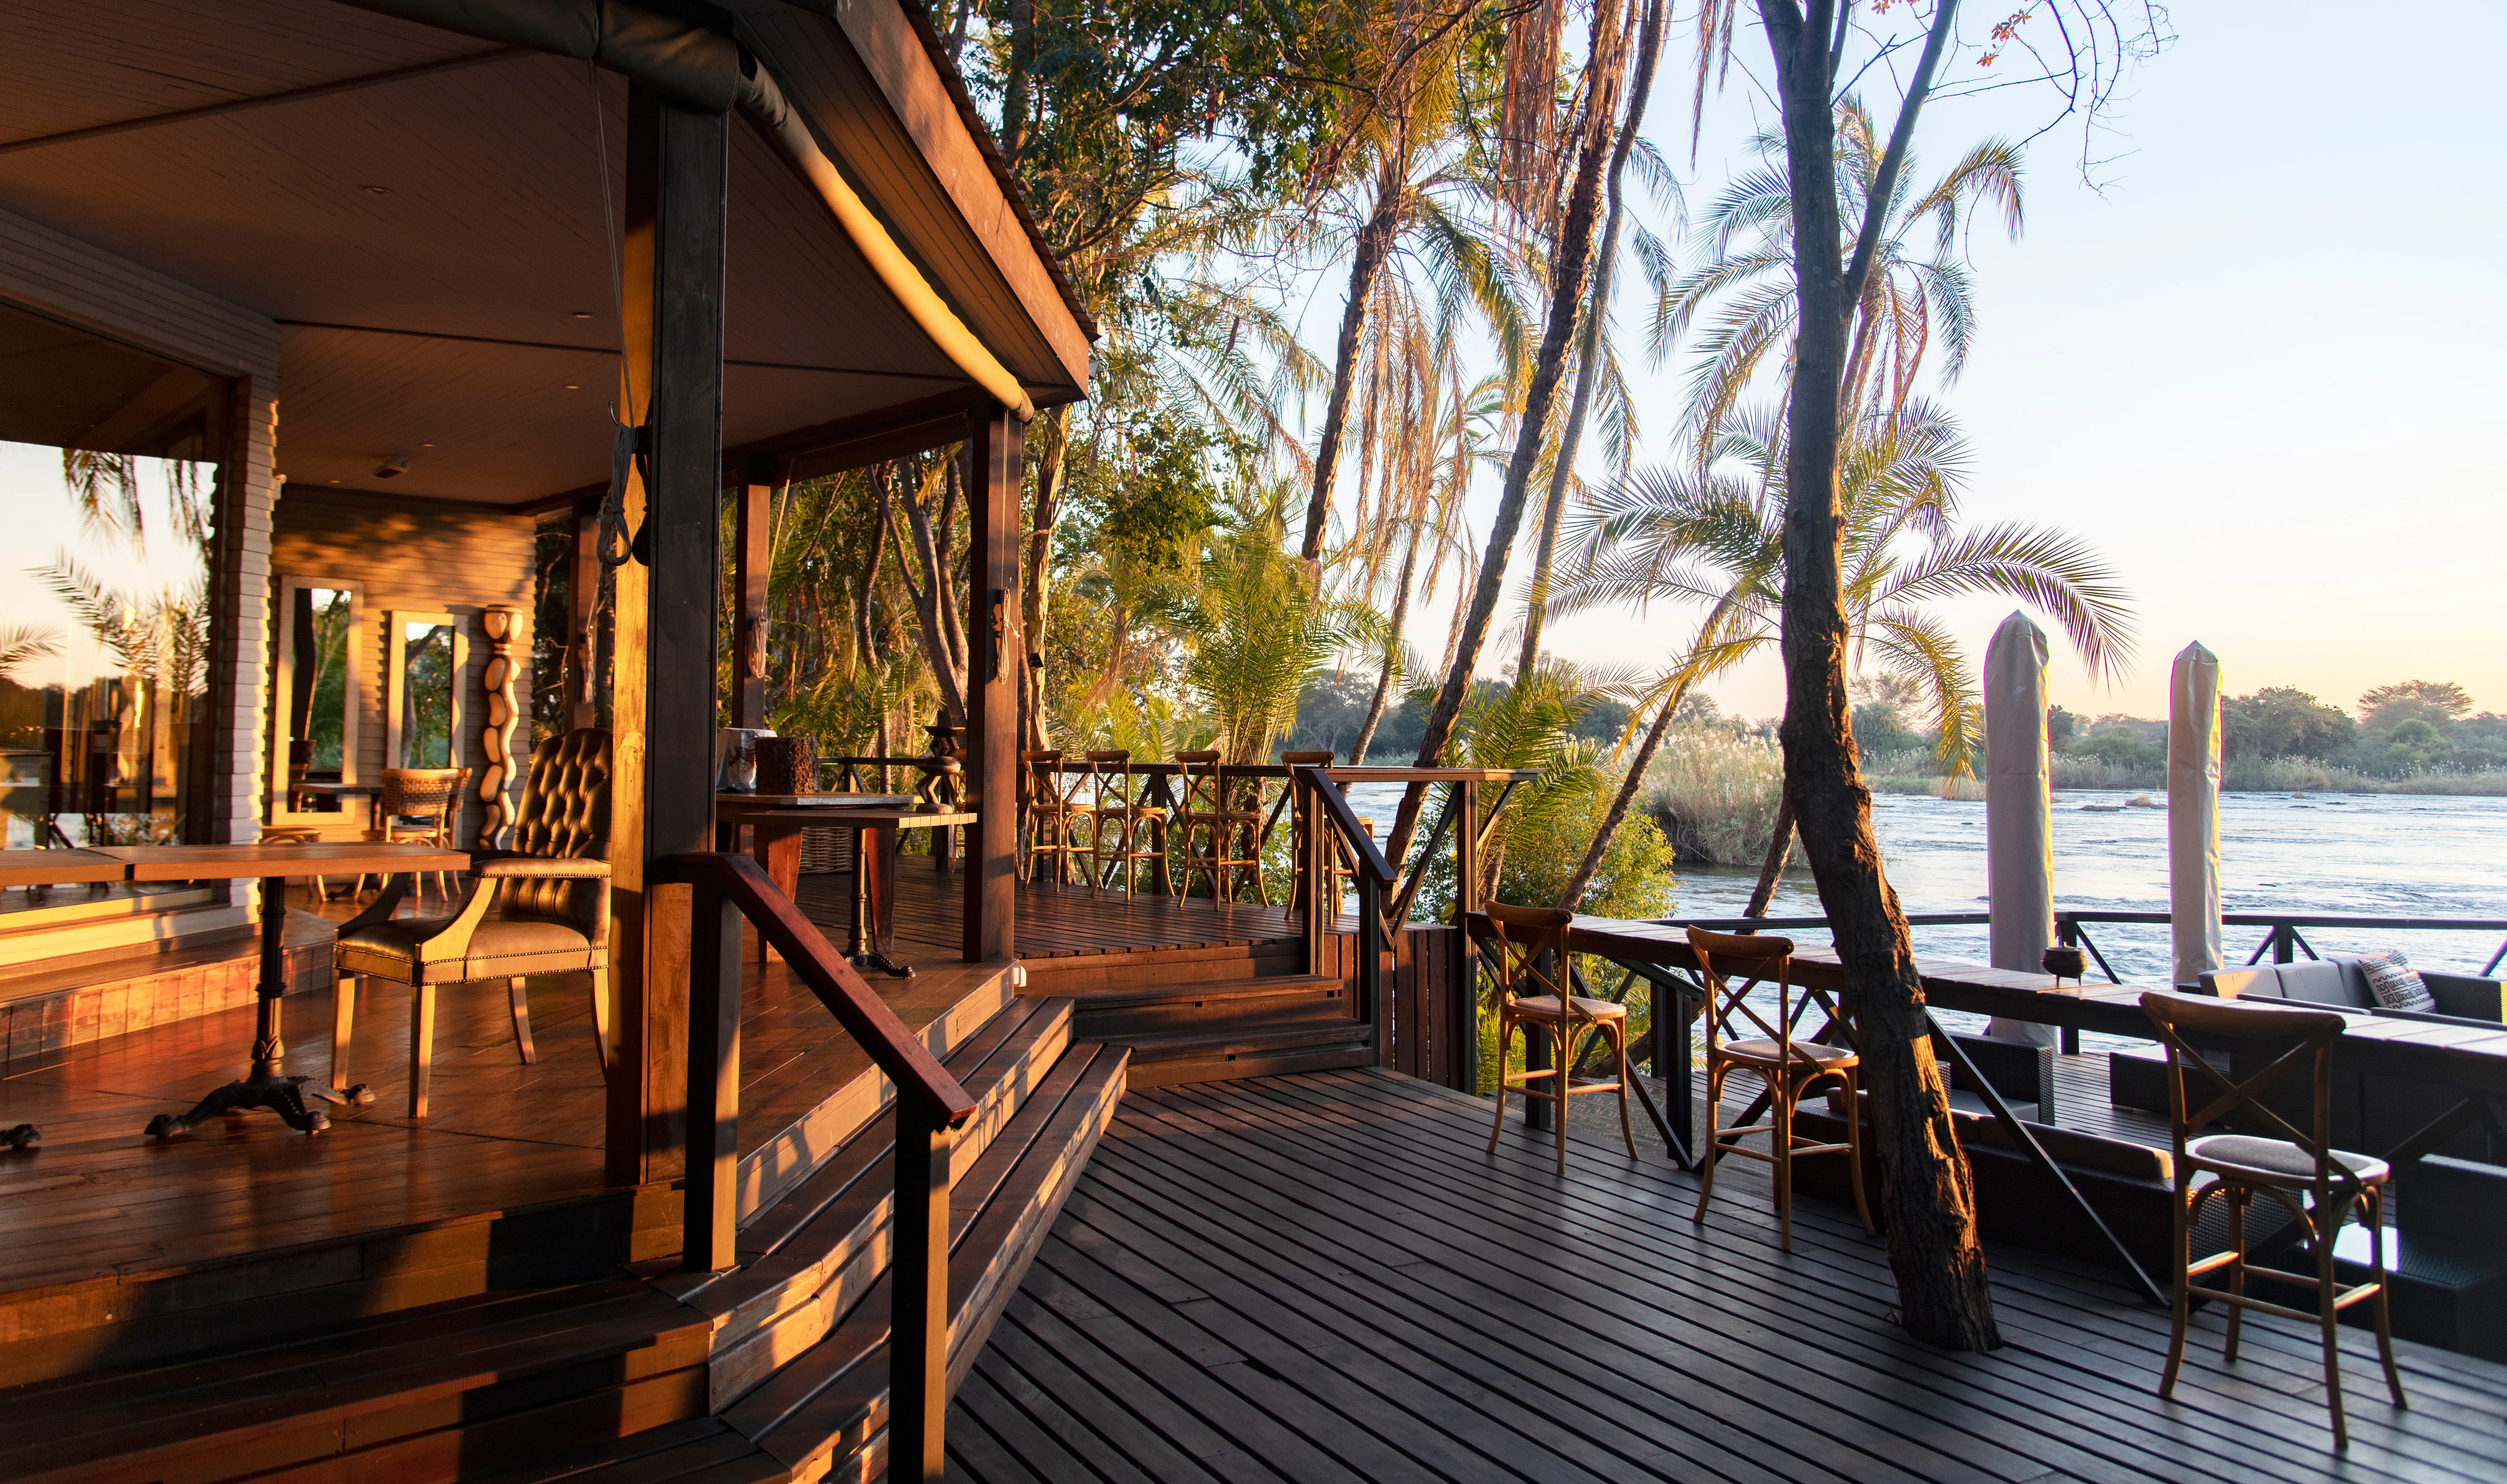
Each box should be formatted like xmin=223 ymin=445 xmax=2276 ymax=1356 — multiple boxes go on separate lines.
xmin=478 ymin=605 xmax=522 ymax=848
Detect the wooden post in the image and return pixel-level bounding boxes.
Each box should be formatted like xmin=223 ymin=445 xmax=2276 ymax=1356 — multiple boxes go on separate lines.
xmin=606 ymin=84 xmax=726 ymax=1187
xmin=963 ymin=410 xmax=1021 ymax=962
xmin=683 ymin=869 xmax=742 ymax=1272
xmin=570 ymin=498 xmax=602 ymax=732
xmin=733 ymin=478 xmax=772 ymax=730
xmin=890 ymin=1100 xmax=952 ymax=1481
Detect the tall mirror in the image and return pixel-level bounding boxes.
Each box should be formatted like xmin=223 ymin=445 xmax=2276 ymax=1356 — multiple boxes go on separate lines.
xmin=386 ymin=612 xmax=464 ymax=770
xmin=269 ymin=577 xmax=360 ymax=820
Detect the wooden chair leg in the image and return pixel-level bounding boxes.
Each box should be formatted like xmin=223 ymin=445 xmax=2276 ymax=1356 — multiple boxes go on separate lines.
xmin=2318 ymin=1207 xmax=2349 ymax=1448
xmin=1552 ymin=1021 xmax=1570 ymax=1175
xmin=2368 ymin=1188 xmax=2406 ymax=1407
xmin=507 ymin=976 xmax=537 ymax=1064
xmin=1486 ymin=1017 xmax=1515 ymax=1154
xmin=331 ymin=975 xmax=357 ymax=1089
xmin=2160 ymin=1175 xmax=2193 ymax=1400
xmin=1774 ymin=1077 xmax=1795 ymax=1252
xmin=1841 ymin=1067 xmax=1874 ymax=1235
xmin=408 ymin=979 xmax=436 ymax=1120
xmin=1692 ymin=1058 xmax=1726 ymax=1224
xmin=2223 ymin=1189 xmax=2248 ymax=1363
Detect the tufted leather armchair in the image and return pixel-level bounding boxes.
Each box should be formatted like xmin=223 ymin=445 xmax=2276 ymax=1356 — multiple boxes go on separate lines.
xmin=330 ymin=729 xmax=612 ymax=1119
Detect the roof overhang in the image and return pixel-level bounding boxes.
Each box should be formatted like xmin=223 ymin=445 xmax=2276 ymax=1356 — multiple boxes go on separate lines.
xmin=0 ymin=0 xmax=1090 ymax=506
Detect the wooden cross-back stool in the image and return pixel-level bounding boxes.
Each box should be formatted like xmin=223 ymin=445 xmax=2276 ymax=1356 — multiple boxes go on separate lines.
xmin=1171 ymin=750 xmax=1264 ymax=902
xmin=1470 ymin=902 xmax=1637 ymax=1173
xmin=1687 ymin=926 xmax=1873 ymax=1251
xmin=1019 ymin=750 xmax=1090 ymax=885
xmin=2140 ymin=990 xmax=2404 ymax=1448
xmin=1082 ymin=750 xmax=1167 ymax=896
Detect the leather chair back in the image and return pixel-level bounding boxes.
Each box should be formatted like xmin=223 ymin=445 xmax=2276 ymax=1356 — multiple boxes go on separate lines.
xmin=504 ymin=729 xmax=611 ymax=928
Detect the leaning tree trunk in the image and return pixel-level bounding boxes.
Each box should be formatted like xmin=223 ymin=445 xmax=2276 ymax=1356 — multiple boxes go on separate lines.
xmin=1515 ymin=0 xmax=1665 ymax=685
xmin=1762 ymin=0 xmax=1995 ymax=1350
xmin=1020 ymin=406 xmax=1071 ymax=751
xmin=1348 ymin=504 xmax=1428 ymax=763
xmin=1300 ymin=156 xmax=1407 ymax=564
xmin=1556 ymin=592 xmax=1732 ymax=909
xmin=1387 ymin=0 xmax=1628 ymax=868
xmin=1744 ymin=792 xmax=1793 ymax=915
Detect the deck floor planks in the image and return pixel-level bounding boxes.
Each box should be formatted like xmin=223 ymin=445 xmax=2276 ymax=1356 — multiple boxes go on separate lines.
xmin=1219 ymin=1070 xmax=2506 ymax=1484
xmin=1111 ymin=1087 xmax=2033 ymax=1484
xmin=950 ymin=1068 xmax=2507 ymax=1484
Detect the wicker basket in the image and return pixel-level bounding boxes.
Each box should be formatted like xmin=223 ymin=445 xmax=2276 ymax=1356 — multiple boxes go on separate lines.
xmin=798 ymin=826 xmax=856 ymax=874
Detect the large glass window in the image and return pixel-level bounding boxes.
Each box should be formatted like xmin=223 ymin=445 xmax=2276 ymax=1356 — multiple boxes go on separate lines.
xmin=0 ymin=301 xmax=225 ymax=850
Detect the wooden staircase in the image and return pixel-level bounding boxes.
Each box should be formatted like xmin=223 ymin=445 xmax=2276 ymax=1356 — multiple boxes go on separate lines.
xmin=0 ymin=987 xmax=1123 ymax=1484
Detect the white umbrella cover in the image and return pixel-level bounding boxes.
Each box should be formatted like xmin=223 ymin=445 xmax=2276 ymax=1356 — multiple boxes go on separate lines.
xmin=2169 ymin=642 xmax=2223 ymax=987
xmin=1983 ymin=611 xmax=2057 ymax=1045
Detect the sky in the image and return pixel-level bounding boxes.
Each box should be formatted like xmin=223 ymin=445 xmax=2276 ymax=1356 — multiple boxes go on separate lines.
xmin=1522 ymin=1 xmax=2507 ymax=724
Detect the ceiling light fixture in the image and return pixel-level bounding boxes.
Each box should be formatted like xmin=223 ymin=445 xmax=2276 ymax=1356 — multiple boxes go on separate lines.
xmin=364 ymin=185 xmax=390 ymax=195
xmin=375 ymin=453 xmax=410 ymax=479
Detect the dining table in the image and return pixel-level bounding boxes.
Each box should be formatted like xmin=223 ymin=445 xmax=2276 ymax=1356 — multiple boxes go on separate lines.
xmin=713 ymin=793 xmax=963 ymax=977
xmin=93 ymin=842 xmax=470 ymax=1137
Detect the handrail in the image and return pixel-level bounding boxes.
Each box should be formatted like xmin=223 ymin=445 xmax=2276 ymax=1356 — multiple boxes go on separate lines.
xmin=666 ymin=852 xmax=976 ymax=1122
xmin=1294 ymin=764 xmax=1395 ymax=882
xmin=662 ymin=850 xmax=969 ymax=1479
xmin=1653 ymin=909 xmax=2507 ymax=933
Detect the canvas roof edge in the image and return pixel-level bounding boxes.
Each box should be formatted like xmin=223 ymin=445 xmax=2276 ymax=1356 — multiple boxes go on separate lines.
xmin=765 ymin=0 xmax=1100 ymax=346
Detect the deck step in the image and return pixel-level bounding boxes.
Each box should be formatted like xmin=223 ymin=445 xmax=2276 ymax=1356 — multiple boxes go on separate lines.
xmin=674 ymin=999 xmax=1076 ymax=1412
xmin=0 ymin=1279 xmax=711 ymax=1484
xmin=1064 ymin=973 xmax=1349 ymax=1038
xmin=693 ymin=1041 xmax=1129 ymax=1484
xmin=1118 ymin=1022 xmax=1376 ymax=1089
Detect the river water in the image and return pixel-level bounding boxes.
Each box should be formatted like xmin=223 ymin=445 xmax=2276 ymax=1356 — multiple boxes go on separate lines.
xmin=1343 ymin=784 xmax=2507 ymax=987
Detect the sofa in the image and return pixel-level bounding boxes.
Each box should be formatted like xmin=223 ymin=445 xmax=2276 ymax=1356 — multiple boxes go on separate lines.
xmin=2106 ymin=956 xmax=2507 ymax=1164
xmin=2201 ymin=956 xmax=2504 ymax=1022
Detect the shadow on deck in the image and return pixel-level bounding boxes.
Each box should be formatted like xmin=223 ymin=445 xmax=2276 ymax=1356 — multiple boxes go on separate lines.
xmin=949 ymin=1067 xmax=2507 ymax=1484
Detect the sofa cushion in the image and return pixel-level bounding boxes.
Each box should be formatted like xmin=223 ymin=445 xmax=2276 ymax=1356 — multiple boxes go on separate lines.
xmin=2276 ymin=958 xmax=2370 ymax=1008
xmin=2355 ymin=950 xmax=2437 ymax=1013
xmin=2204 ymin=966 xmax=2284 ymax=1000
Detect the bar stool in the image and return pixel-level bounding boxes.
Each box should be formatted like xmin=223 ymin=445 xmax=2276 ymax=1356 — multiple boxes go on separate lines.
xmin=1083 ymin=750 xmax=1168 ymax=896
xmin=1170 ymin=750 xmax=1265 ymax=901
xmin=1470 ymin=902 xmax=1637 ymax=1173
xmin=1019 ymin=750 xmax=1089 ymax=884
xmin=1688 ymin=926 xmax=1872 ymax=1251
xmin=1281 ymin=750 xmax=1371 ymax=919
xmin=2141 ymin=990 xmax=2404 ymax=1448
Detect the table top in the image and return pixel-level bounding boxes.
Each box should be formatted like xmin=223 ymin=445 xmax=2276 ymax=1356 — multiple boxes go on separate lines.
xmin=93 ymin=842 xmax=470 ymax=881
xmin=716 ymin=793 xmax=914 ymax=809
xmin=0 ymin=848 xmax=131 ymax=887
xmin=1323 ymin=766 xmax=1541 ymax=783
xmin=737 ymin=808 xmax=977 ymax=828
xmin=294 ymin=780 xmax=381 ymax=795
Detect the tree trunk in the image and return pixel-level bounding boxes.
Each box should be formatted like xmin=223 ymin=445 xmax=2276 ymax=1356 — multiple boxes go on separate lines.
xmin=1761 ymin=0 xmax=1995 ymax=1351
xmin=1515 ymin=0 xmax=1666 ymax=686
xmin=1745 ymin=791 xmax=1793 ymax=915
xmin=855 ymin=466 xmax=890 ymax=677
xmin=1386 ymin=0 xmax=1627 ymax=869
xmin=1021 ymin=407 xmax=1070 ymax=751
xmin=1300 ymin=156 xmax=1407 ymax=564
xmin=889 ymin=460 xmax=970 ymax=726
xmin=1001 ymin=0 xmax=1034 ymax=161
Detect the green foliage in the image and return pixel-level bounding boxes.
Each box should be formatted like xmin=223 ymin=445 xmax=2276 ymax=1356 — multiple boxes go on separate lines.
xmin=2359 ymin=680 xmax=2474 ymax=734
xmin=2221 ymin=686 xmax=2352 ymax=761
xmin=1181 ymin=528 xmax=1375 ymax=763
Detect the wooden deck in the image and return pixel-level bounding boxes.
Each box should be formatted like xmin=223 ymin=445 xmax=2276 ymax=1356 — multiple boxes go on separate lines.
xmin=947 ymin=1068 xmax=2507 ymax=1484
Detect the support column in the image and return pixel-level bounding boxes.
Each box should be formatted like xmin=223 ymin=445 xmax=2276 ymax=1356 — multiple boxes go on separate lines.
xmin=606 ymin=84 xmax=727 ymax=1187
xmin=962 ymin=409 xmax=1021 ymax=962
xmin=732 ymin=476 xmax=772 ymax=730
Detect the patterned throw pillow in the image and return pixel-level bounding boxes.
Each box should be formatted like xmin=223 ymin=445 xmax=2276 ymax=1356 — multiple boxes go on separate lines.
xmin=2358 ymin=950 xmax=2435 ymax=1013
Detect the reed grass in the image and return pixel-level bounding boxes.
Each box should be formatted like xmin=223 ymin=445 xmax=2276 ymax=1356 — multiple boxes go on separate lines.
xmin=1643 ymin=730 xmax=1786 ymax=866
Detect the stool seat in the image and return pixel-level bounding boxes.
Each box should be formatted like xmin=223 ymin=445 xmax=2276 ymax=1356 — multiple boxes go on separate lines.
xmin=2188 ymin=1134 xmax=2390 ymax=1189
xmin=1719 ymin=1036 xmax=1856 ymax=1068
xmin=1508 ymin=994 xmax=1627 ymax=1023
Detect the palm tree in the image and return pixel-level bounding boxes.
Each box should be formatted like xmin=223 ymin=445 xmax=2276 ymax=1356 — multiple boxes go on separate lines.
xmin=1551 ymin=400 xmax=2131 ymax=903
xmin=1668 ymin=100 xmax=2023 ymax=450
xmin=1184 ymin=520 xmax=1380 ymax=766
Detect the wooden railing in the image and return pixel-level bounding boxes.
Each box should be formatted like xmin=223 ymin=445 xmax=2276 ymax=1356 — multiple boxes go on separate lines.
xmin=1291 ymin=765 xmax=1396 ymax=1040
xmin=661 ymin=851 xmax=978 ymax=1483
